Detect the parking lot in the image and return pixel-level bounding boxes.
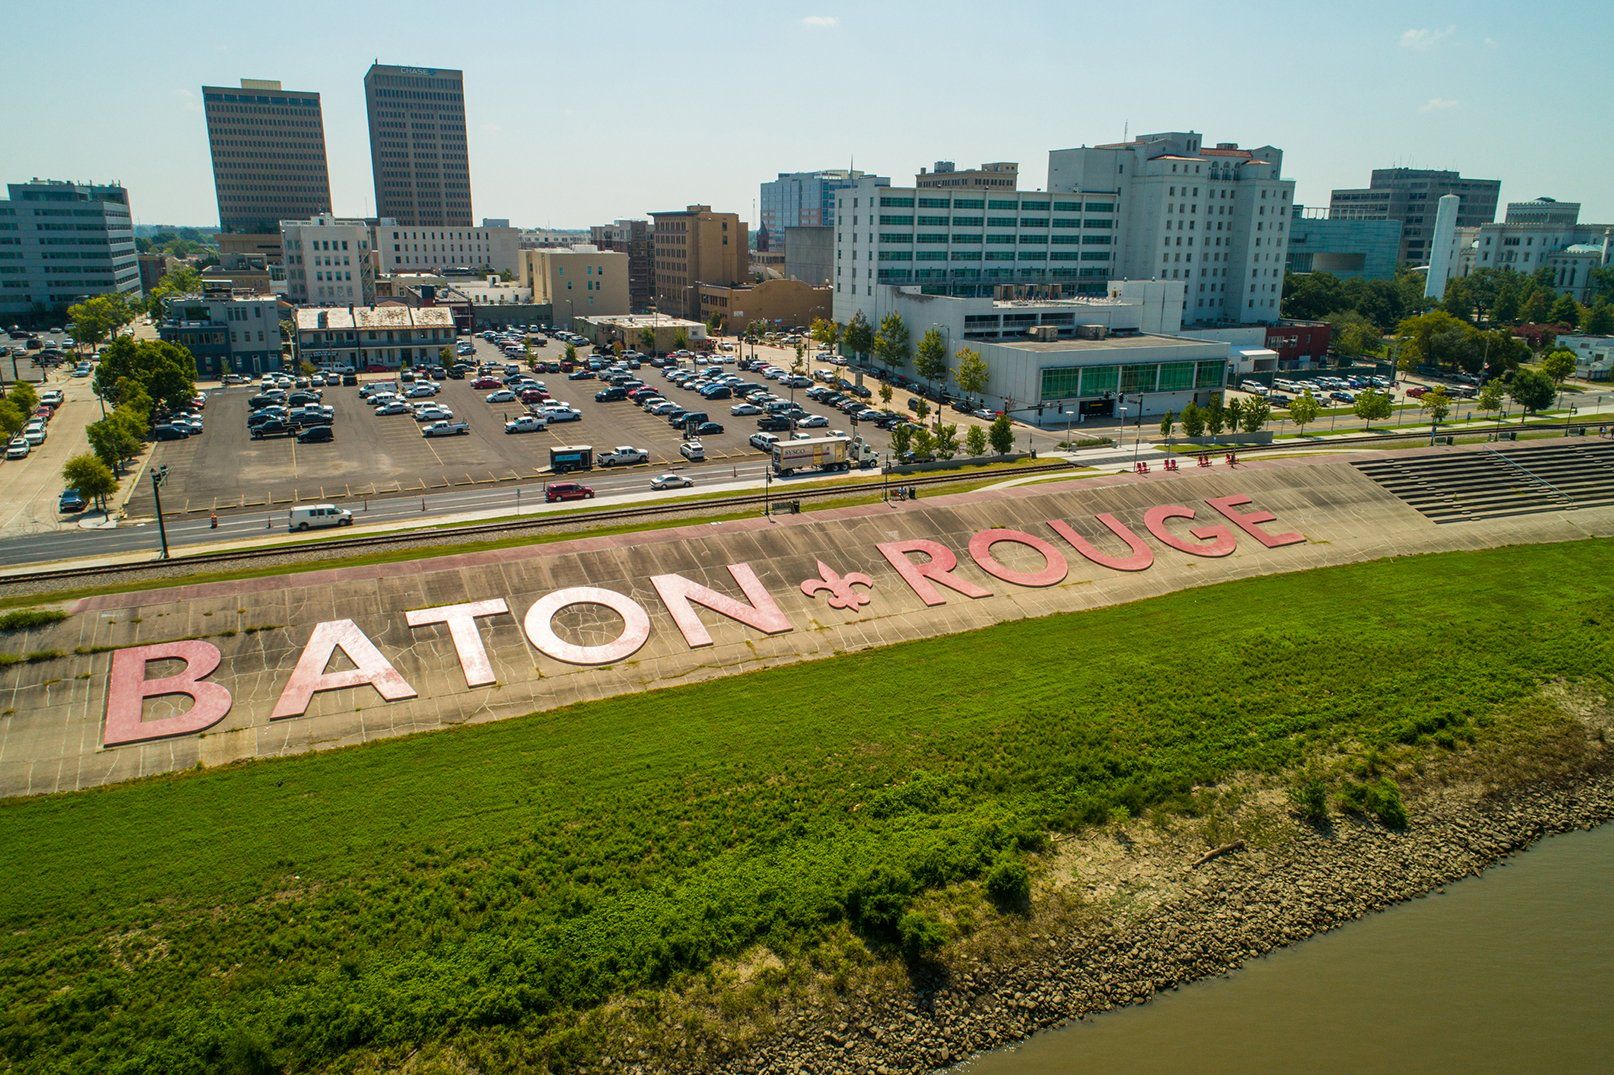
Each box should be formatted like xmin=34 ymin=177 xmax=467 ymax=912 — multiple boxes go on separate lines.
xmin=151 ymin=334 xmax=916 ymax=514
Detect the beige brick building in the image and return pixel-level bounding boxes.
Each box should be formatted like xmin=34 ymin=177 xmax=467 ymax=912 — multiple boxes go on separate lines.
xmin=650 ymin=205 xmax=748 ymax=319
xmin=697 ymin=278 xmax=831 ymax=334
xmin=516 ymin=246 xmax=629 ymax=327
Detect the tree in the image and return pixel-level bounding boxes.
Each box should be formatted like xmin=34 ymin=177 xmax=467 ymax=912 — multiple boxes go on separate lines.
xmin=890 ymin=423 xmax=913 ymax=459
xmin=93 ymin=337 xmax=196 ymax=415
xmin=672 ymin=329 xmax=689 ymax=351
xmin=1287 ymin=391 xmax=1320 ymax=435
xmin=913 ymin=398 xmax=930 ymax=424
xmin=1395 ymin=310 xmax=1483 ymax=372
xmin=913 ymin=329 xmax=947 ymax=420
xmin=1477 ymin=380 xmax=1506 ymax=420
xmin=809 ymin=317 xmax=841 ymax=359
xmin=1583 ymin=302 xmax=1614 ymax=336
xmin=988 ymin=413 xmax=1014 ymax=455
xmin=792 ymin=339 xmax=806 ymax=378
xmin=965 ymin=424 xmax=988 ymax=456
xmin=1520 ymin=290 xmax=1553 ymax=324
xmin=844 ymin=311 xmax=874 ymax=365
xmin=873 ymin=312 xmax=912 ymax=372
xmin=1548 ymin=294 xmax=1582 ymax=329
xmin=1240 ymin=396 xmax=1271 ymax=434
xmin=1224 ymin=396 xmax=1244 ymax=436
xmin=705 ymin=312 xmax=723 ymax=334
xmin=1205 ymin=398 xmax=1226 ymax=438
xmin=1159 ymin=410 xmax=1174 ymax=441
xmin=66 ymin=293 xmax=134 ymax=353
xmin=1352 ymin=388 xmax=1393 ymax=429
xmin=145 ymin=265 xmax=204 ymax=319
xmin=7 ymin=380 xmax=38 ymax=416
xmin=1508 ymin=367 xmax=1555 ymax=415
xmin=1540 ymin=348 xmax=1577 ymax=385
xmin=952 ymin=347 xmax=988 ymax=399
xmin=878 ymin=381 xmax=893 ymax=408
xmin=637 ymin=327 xmax=656 ymax=354
xmin=62 ymin=453 xmax=118 ymax=512
xmin=909 ymin=425 xmax=936 ymax=461
xmin=563 ymin=343 xmax=577 ymax=365
xmin=1327 ymin=310 xmax=1381 ymax=359
xmin=1420 ymin=387 xmax=1452 ymax=427
xmin=1180 ymin=400 xmax=1205 ymax=437
xmin=87 ymin=413 xmax=143 ymax=473
xmin=0 ymin=400 xmax=26 ymax=442
xmin=934 ymin=423 xmax=959 ymax=460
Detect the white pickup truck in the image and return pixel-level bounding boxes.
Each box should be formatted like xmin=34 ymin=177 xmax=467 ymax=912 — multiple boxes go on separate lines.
xmin=421 ymin=420 xmax=470 ymax=437
xmin=599 ymin=445 xmax=649 ymax=467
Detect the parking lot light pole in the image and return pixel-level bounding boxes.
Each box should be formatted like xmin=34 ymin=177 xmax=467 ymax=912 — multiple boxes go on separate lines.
xmin=151 ymin=465 xmax=171 ymax=560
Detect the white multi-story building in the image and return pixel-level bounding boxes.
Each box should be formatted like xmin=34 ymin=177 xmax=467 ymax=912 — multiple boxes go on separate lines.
xmin=294 ymin=305 xmax=455 ymax=371
xmin=830 ymin=176 xmax=1119 ymax=328
xmin=1047 ymin=131 xmax=1294 ymax=326
xmin=280 ymin=214 xmax=374 ymax=306
xmin=0 ymin=179 xmax=140 ymax=320
xmin=373 ymin=221 xmax=520 ymax=275
xmin=1460 ymin=198 xmax=1612 ymax=303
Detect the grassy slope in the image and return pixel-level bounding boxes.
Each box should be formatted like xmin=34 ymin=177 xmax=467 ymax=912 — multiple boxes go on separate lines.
xmin=1 ymin=539 xmax=1610 ymax=1072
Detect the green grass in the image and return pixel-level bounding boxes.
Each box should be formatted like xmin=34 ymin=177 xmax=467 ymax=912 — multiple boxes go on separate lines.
xmin=0 ymin=539 xmax=1610 ymax=1072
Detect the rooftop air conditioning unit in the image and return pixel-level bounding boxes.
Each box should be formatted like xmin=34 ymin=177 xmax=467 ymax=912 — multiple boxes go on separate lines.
xmin=1027 ymin=325 xmax=1059 ymax=342
xmin=1076 ymin=323 xmax=1108 ymax=340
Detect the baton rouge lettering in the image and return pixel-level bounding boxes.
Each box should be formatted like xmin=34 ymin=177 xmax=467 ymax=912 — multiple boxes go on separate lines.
xmin=101 ymin=494 xmax=1302 ymax=746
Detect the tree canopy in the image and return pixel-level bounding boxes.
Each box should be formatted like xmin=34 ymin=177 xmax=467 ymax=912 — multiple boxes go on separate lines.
xmin=843 ymin=311 xmax=874 ymax=360
xmin=92 ymin=336 xmax=197 ymax=415
xmin=952 ymin=347 xmax=989 ymax=398
xmin=146 ymin=265 xmax=205 ymax=319
xmin=913 ymin=328 xmax=947 ymax=386
xmin=1508 ymin=368 xmax=1555 ymax=414
xmin=872 ymin=313 xmax=911 ymax=370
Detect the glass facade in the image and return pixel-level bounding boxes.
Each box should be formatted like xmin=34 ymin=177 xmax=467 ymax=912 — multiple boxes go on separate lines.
xmin=1037 ymin=360 xmax=1226 ymax=401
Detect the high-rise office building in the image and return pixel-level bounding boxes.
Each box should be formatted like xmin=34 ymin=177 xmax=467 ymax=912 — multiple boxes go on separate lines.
xmin=363 ymin=63 xmax=473 ymax=227
xmin=759 ymin=169 xmax=889 ymax=235
xmin=202 ymin=79 xmax=332 ymax=237
xmin=588 ymin=219 xmax=654 ymax=311
xmin=1048 ymin=131 xmax=1295 ymax=324
xmin=0 ymin=179 xmax=140 ymax=319
xmin=1328 ymin=168 xmax=1499 ymax=266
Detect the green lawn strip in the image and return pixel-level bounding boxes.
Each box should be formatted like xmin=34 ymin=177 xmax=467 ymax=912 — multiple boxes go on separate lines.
xmin=0 ymin=539 xmax=1608 ymax=1072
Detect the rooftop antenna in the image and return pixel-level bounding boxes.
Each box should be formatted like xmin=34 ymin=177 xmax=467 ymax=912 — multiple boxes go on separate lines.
xmin=1123 ymin=120 xmax=1129 ymax=142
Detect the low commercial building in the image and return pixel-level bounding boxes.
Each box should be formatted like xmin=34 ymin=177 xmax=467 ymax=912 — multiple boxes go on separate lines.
xmin=575 ymin=313 xmax=706 ymax=354
xmin=280 ymin=214 xmax=374 ymax=306
xmin=517 ymin=246 xmax=629 ymax=327
xmin=1286 ymin=207 xmax=1402 ymax=280
xmin=588 ymin=219 xmax=653 ymax=311
xmin=294 ymin=305 xmax=455 ymax=371
xmin=698 ymin=278 xmax=831 ymax=333
xmin=0 ymin=179 xmax=141 ymax=320
xmin=1558 ymin=334 xmax=1614 ymax=381
xmin=158 ymin=287 xmax=285 ymax=378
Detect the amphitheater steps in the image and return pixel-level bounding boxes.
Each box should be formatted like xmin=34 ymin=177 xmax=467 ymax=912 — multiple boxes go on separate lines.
xmin=1353 ymin=441 xmax=1614 ymax=522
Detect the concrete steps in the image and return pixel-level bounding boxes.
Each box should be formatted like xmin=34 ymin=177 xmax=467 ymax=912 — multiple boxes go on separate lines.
xmin=1353 ymin=441 xmax=1614 ymax=523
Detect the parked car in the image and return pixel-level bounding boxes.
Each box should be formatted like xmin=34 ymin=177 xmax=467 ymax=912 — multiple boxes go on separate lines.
xmin=248 ymin=420 xmax=291 ymax=439
xmin=692 ymin=421 xmax=724 ymax=436
xmin=154 ymin=424 xmax=190 ymax=441
xmin=485 ymin=389 xmax=517 ymax=403
xmin=57 ymin=488 xmax=86 ymax=513
xmin=599 ymin=446 xmax=649 ymax=467
xmin=594 ymin=386 xmax=627 ymax=402
xmin=650 ymin=472 xmax=694 ymax=490
xmin=296 ymin=425 xmax=334 ymax=444
xmin=544 ymin=481 xmax=594 ymax=503
xmin=731 ymin=402 xmax=762 ymax=416
xmin=795 ymin=414 xmax=828 ymax=429
xmin=376 ymin=401 xmax=412 ymax=416
xmin=4 ymin=438 xmax=27 ymax=459
xmin=421 ymin=420 xmax=471 ymax=437
xmin=504 ymin=414 xmax=549 ymax=434
xmin=679 ymin=440 xmax=706 ymax=462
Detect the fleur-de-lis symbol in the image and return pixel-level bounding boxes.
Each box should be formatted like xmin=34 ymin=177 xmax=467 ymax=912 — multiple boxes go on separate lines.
xmin=801 ymin=560 xmax=875 ymax=611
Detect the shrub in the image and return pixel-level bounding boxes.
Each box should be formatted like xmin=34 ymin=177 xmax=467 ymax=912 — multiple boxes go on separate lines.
xmin=846 ymin=865 xmax=915 ymax=939
xmin=1289 ymin=776 xmax=1329 ymax=826
xmin=898 ymin=911 xmax=947 ymax=961
xmin=0 ymin=609 xmax=67 ymax=633
xmin=984 ymin=854 xmax=1031 ymax=912
xmin=1338 ymin=777 xmax=1408 ymax=830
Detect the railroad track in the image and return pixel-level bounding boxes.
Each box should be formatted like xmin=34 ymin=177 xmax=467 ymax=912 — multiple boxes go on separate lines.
xmin=6 ymin=422 xmax=1593 ymax=588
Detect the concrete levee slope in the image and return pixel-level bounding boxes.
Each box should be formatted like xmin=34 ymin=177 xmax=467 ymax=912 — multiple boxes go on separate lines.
xmin=3 ymin=446 xmax=1611 ymax=799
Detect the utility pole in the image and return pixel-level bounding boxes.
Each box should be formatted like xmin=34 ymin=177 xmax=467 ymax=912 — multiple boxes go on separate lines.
xmin=151 ymin=464 xmax=171 ymax=560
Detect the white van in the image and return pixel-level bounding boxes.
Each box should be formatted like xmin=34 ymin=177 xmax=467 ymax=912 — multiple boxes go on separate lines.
xmin=288 ymin=503 xmax=353 ymax=531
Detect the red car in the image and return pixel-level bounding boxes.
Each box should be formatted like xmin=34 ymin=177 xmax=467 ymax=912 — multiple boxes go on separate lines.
xmin=471 ymin=376 xmax=503 ymax=390
xmin=519 ymin=387 xmax=550 ymax=404
xmin=545 ymin=482 xmax=595 ymax=503
xmin=1405 ymin=386 xmax=1429 ymax=399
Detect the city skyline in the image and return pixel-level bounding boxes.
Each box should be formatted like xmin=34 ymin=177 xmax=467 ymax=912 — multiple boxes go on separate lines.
xmin=2 ymin=0 xmax=1611 ymax=228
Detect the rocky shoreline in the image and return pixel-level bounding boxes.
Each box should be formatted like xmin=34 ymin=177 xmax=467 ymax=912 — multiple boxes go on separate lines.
xmin=720 ymin=760 xmax=1614 ymax=1074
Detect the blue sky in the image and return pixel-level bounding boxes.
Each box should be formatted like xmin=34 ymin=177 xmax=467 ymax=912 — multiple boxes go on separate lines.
xmin=2 ymin=0 xmax=1610 ymax=227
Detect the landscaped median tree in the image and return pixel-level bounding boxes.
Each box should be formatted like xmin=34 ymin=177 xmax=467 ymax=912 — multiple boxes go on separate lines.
xmin=965 ymin=424 xmax=988 ymax=456
xmin=914 ymin=329 xmax=948 ymax=425
xmin=1240 ymin=396 xmax=1271 ymax=434
xmin=878 ymin=380 xmax=893 ymax=408
xmin=92 ymin=336 xmax=196 ymax=415
xmin=1158 ymin=410 xmax=1174 ymax=442
xmin=988 ymin=412 xmax=1015 ymax=455
xmin=934 ymin=423 xmax=959 ymax=460
xmin=62 ymin=453 xmax=118 ymax=512
xmin=1180 ymin=400 xmax=1205 ymax=438
xmin=1508 ymin=367 xmax=1556 ymax=416
xmin=66 ymin=293 xmax=136 ymax=353
xmin=809 ymin=317 xmax=841 ymax=360
xmin=1352 ymin=387 xmax=1393 ymax=430
xmin=1420 ymin=386 xmax=1453 ymax=431
xmin=86 ymin=412 xmax=143 ymax=475
xmin=1478 ymin=379 xmax=1506 ymax=421
xmin=1205 ymin=398 xmax=1227 ymax=438
xmin=1224 ymin=396 xmax=1244 ymax=436
xmin=0 ymin=399 xmax=26 ymax=443
xmin=1287 ymin=391 xmax=1321 ymax=435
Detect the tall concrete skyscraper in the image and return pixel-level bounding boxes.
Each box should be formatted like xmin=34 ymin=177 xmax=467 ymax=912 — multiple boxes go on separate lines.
xmin=202 ymin=79 xmax=332 ymax=235
xmin=363 ymin=63 xmax=473 ymax=227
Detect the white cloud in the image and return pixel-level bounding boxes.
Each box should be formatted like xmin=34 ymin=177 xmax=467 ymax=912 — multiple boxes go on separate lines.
xmin=176 ymin=88 xmax=203 ymax=115
xmin=1482 ymin=36 xmax=1499 ymax=49
xmin=801 ymin=15 xmax=839 ymax=28
xmin=1400 ymin=26 xmax=1455 ymax=51
xmin=1419 ymin=97 xmax=1459 ymax=113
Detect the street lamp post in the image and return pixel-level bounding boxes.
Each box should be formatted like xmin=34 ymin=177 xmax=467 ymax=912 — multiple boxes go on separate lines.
xmin=151 ymin=465 xmax=171 ymax=560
